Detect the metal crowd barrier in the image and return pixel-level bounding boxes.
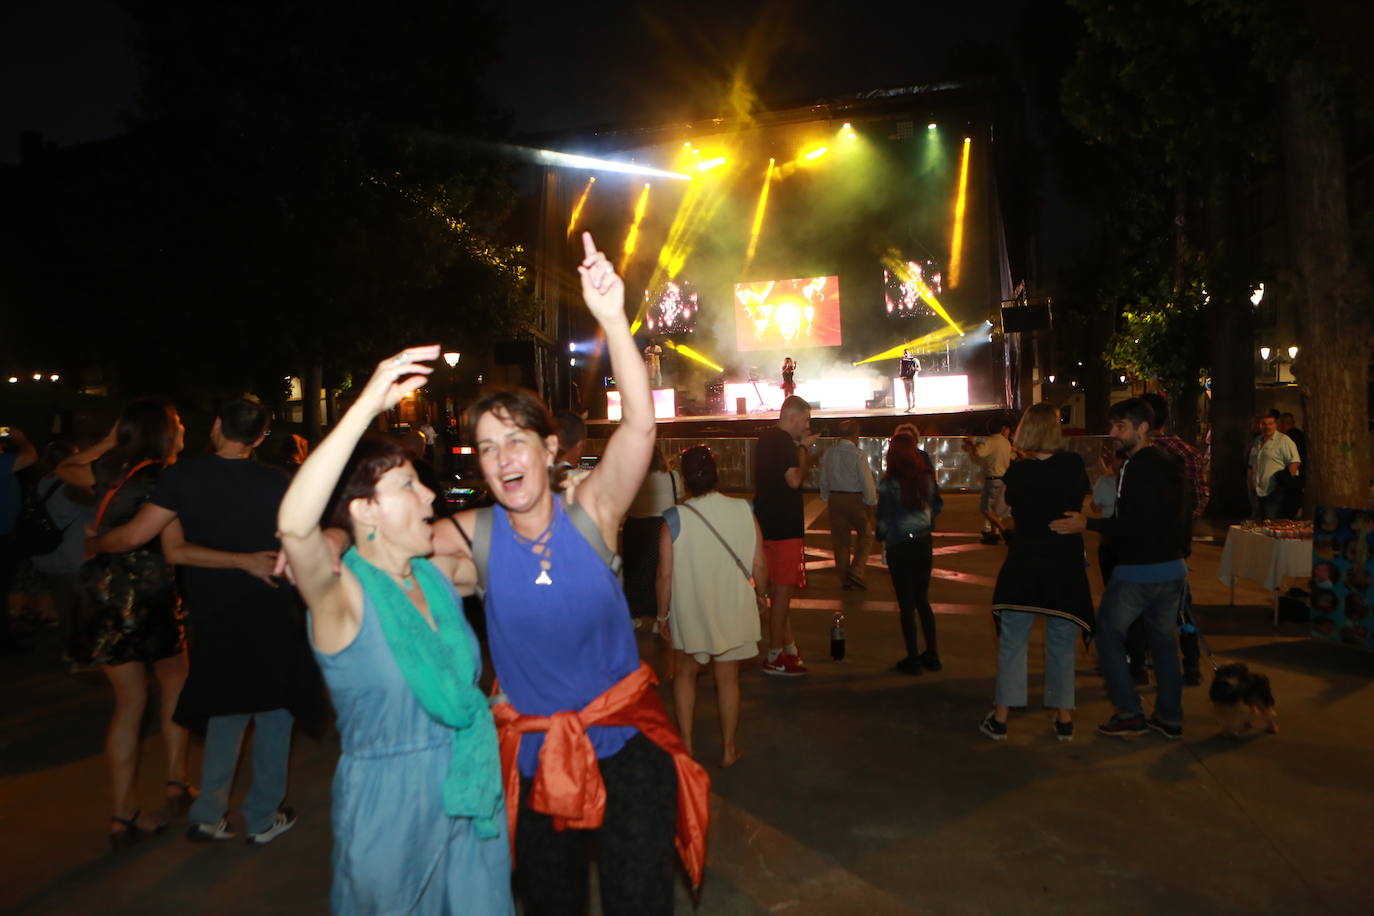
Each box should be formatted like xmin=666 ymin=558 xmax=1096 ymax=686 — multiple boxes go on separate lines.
xmin=584 ymin=435 xmax=1115 ymax=492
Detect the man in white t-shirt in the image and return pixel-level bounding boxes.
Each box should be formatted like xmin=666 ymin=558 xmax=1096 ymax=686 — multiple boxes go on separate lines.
xmin=964 ymin=418 xmax=1013 ymax=544
xmin=643 ymin=341 xmax=663 ymax=388
xmin=1247 ymin=414 xmax=1300 ymax=520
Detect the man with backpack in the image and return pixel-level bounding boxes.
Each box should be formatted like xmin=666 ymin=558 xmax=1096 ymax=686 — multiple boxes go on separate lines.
xmin=0 ymin=427 xmax=38 ymax=653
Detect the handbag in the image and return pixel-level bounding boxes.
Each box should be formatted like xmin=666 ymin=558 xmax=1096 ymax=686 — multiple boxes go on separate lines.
xmin=14 ymin=479 xmax=67 ymax=557
xmin=679 ymin=502 xmax=753 ymax=585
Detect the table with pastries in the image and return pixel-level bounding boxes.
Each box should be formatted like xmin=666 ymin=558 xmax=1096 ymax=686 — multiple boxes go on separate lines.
xmin=1216 ymin=521 xmax=1313 ymax=626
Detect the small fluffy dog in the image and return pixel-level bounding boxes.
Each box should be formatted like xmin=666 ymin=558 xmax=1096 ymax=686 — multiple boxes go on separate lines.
xmin=1209 ymin=663 xmax=1279 ymax=739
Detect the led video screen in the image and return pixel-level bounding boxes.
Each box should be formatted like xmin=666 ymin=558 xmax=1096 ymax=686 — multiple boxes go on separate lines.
xmin=733 ymin=276 xmax=842 ymax=352
xmin=884 ymin=259 xmax=942 ymax=318
xmin=642 ymin=280 xmax=698 ymax=335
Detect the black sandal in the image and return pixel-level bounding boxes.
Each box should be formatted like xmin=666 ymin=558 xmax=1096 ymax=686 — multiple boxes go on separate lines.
xmin=109 ymin=809 xmax=166 ymax=849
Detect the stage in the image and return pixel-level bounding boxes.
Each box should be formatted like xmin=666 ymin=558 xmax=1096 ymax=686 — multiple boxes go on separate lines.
xmin=587 ymin=398 xmax=1006 ymax=440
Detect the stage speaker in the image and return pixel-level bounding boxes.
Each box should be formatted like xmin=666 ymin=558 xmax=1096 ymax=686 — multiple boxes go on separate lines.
xmin=705 ymin=379 xmax=724 ymax=414
xmin=1000 ymin=303 xmax=1051 ymax=333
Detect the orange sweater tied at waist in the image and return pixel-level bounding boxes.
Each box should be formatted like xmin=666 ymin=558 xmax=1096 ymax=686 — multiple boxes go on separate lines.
xmin=491 ymin=661 xmax=710 ymax=887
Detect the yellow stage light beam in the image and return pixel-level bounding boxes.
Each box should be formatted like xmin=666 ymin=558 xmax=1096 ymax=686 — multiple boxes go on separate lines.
xmin=619 ymin=183 xmax=652 ymax=273
xmin=852 ymin=322 xmax=980 ymax=366
xmin=949 ymin=137 xmax=971 ymax=288
xmin=664 ymin=340 xmax=723 ymax=372
xmin=695 ymin=156 xmax=727 ymax=172
xmin=803 ymin=145 xmax=829 ymax=162
xmin=743 ymin=158 xmax=776 ymax=269
xmin=566 ymin=176 xmax=596 ymax=239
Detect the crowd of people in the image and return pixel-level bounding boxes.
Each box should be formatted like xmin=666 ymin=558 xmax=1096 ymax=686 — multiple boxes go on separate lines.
xmin=1 ymin=232 xmax=1308 ymax=910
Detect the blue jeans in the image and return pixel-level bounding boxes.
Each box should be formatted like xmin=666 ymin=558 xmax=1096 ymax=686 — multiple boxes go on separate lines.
xmin=993 ymin=611 xmax=1078 ymax=710
xmin=189 ymin=708 xmax=294 ymax=834
xmin=1097 ymin=578 xmax=1186 ymax=724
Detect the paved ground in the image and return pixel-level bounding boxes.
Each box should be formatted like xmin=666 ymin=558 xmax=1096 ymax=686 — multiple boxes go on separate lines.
xmin=3 ymin=494 xmax=1372 ymax=915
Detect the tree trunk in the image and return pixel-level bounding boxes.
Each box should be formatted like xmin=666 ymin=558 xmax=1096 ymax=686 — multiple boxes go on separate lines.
xmin=1281 ymin=59 xmax=1374 ymax=512
xmin=1202 ymin=170 xmax=1256 ymax=519
xmin=304 ymin=361 xmax=324 ymax=444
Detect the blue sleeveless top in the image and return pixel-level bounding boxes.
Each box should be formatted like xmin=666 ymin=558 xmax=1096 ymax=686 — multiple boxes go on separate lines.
xmin=485 ymin=500 xmax=640 ymax=777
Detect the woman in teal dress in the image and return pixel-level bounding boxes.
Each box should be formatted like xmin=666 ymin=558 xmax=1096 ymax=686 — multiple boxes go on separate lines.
xmin=277 ymin=346 xmax=511 ymax=914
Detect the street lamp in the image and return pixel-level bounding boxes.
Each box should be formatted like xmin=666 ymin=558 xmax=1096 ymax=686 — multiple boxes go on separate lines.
xmin=443 ymin=351 xmax=460 ymax=368
xmin=1259 ymin=346 xmax=1271 ymax=361
xmin=1287 ymin=346 xmax=1298 ymax=359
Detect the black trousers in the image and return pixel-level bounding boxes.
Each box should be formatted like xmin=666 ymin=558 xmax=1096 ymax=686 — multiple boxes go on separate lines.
xmin=886 ymin=536 xmax=937 ymax=658
xmin=515 ymin=732 xmax=678 ymax=916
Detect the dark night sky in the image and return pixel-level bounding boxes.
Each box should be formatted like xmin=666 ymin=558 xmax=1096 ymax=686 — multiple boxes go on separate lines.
xmin=1 ymin=0 xmax=1024 ymax=161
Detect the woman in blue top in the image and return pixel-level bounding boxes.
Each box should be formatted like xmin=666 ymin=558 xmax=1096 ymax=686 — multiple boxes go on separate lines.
xmin=434 ymin=233 xmax=674 ymax=915
xmin=876 ymin=433 xmax=943 ymax=676
xmin=277 ymin=346 xmax=511 ymax=915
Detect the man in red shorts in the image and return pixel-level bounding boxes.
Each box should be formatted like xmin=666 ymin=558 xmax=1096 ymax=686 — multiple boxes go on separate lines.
xmin=754 ymin=396 xmax=818 ymax=675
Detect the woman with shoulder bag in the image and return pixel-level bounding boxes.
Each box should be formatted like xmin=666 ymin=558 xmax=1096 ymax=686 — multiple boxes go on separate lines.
xmin=657 ymin=446 xmax=767 ymax=768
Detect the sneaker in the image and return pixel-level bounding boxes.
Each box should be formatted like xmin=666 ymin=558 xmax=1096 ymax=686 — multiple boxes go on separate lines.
xmin=979 ymin=713 xmax=1008 ymax=741
xmin=1183 ymin=669 xmax=1203 ymax=687
xmin=246 ymin=808 xmax=297 ymax=846
xmin=1146 ymin=717 xmax=1183 ymax=740
xmin=918 ymin=651 xmax=942 ymax=672
xmin=187 ymin=818 xmax=235 ymax=842
xmin=979 ymin=532 xmax=1001 ymax=545
xmin=762 ymin=654 xmax=807 ymax=677
xmin=1097 ymin=714 xmax=1149 ymax=737
xmin=1053 ymin=720 xmax=1075 ymax=743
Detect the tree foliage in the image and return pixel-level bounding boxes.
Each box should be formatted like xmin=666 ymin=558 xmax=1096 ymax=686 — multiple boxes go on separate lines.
xmin=6 ymin=1 xmax=536 ymax=405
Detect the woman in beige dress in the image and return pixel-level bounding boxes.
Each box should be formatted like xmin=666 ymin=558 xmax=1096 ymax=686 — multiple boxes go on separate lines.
xmin=656 ymin=446 xmax=768 ymax=767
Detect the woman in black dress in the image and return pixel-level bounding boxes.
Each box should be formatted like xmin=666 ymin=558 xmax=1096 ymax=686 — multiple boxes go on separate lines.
xmin=978 ymin=403 xmax=1094 ymax=743
xmin=60 ymin=399 xmax=192 ymax=845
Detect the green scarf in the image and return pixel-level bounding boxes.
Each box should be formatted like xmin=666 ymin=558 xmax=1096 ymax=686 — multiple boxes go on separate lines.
xmin=343 ymin=548 xmax=502 ymax=837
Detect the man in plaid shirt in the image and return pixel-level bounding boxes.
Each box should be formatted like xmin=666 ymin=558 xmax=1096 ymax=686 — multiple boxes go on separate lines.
xmin=1126 ymin=394 xmax=1207 ymax=686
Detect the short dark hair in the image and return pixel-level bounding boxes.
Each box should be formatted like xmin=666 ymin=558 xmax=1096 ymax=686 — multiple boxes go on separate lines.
xmin=1138 ymin=393 xmax=1170 ymax=432
xmin=326 ymin=435 xmax=408 ymax=531
xmin=218 ymin=396 xmax=271 ymax=445
xmin=553 ymin=409 xmax=586 ymax=451
xmin=680 ymin=445 xmax=718 ymax=496
xmin=465 ymin=388 xmax=555 ymax=443
xmin=989 ymin=416 xmax=1012 ymax=435
xmin=780 ymin=395 xmax=810 ymax=419
xmin=837 ymin=419 xmax=859 ymax=439
xmin=1108 ymin=397 xmax=1155 ymax=429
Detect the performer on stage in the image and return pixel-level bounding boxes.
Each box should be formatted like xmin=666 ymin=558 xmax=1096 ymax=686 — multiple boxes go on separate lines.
xmin=899 ymin=349 xmax=920 ymax=412
xmin=780 ymin=357 xmax=796 ymax=399
xmin=643 ymin=340 xmax=663 ymax=388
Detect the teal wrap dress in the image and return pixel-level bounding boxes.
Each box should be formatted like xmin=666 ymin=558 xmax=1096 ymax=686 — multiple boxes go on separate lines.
xmin=311 ymin=580 xmax=512 ymax=914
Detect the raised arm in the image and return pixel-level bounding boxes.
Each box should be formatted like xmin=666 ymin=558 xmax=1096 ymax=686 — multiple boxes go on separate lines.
xmin=57 ymin=424 xmax=117 ymax=488
xmin=572 ymin=232 xmax=656 ymax=546
xmin=278 ymin=346 xmax=438 ymax=646
xmin=5 ymin=428 xmax=38 ymax=472
xmin=160 ymin=519 xmax=279 ymax=586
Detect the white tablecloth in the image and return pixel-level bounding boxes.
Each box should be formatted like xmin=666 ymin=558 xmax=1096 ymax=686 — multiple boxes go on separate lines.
xmin=1217 ymin=526 xmax=1313 ymax=591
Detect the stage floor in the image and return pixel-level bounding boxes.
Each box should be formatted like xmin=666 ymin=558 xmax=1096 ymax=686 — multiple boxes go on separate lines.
xmin=586 ymin=401 xmax=1005 ymax=438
